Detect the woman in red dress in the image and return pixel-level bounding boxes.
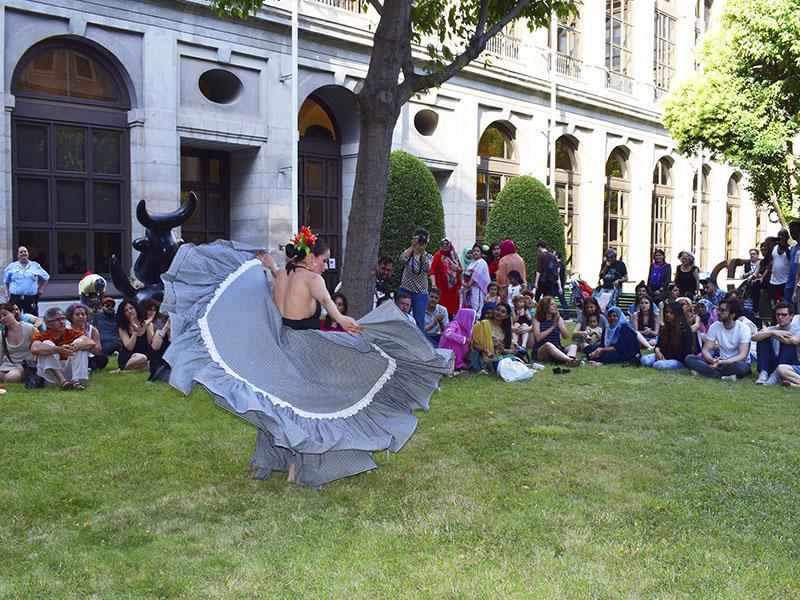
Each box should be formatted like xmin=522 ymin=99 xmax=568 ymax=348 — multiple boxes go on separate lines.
xmin=429 ymin=239 xmax=463 ymax=316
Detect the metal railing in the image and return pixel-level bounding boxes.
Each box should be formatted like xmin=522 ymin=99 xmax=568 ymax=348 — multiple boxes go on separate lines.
xmin=485 ymin=32 xmax=521 ymax=61
xmin=606 ymin=70 xmax=633 ymax=94
xmin=310 ymin=0 xmax=361 ymax=12
xmin=556 ymin=53 xmax=582 ymax=78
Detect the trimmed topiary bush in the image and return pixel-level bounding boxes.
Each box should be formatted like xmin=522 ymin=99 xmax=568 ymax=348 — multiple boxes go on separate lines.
xmin=379 ymin=150 xmax=445 ymax=290
xmin=485 ymin=175 xmax=564 ymax=283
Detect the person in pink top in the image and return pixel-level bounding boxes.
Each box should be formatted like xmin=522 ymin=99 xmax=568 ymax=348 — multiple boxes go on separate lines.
xmin=496 ymin=240 xmax=527 ymax=301
xmin=438 ymin=308 xmax=476 ymax=373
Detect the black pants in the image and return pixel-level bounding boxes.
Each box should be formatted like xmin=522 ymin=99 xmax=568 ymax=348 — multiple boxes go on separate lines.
xmin=10 ymin=294 xmax=39 ymax=316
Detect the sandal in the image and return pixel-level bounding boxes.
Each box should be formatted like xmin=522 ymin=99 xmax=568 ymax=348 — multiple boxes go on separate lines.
xmin=71 ymin=381 xmax=86 ymax=391
xmin=60 ymin=380 xmax=73 ymax=391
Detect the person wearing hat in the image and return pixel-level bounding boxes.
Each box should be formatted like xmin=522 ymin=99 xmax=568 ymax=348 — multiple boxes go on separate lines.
xmin=91 ymin=296 xmax=121 ymax=361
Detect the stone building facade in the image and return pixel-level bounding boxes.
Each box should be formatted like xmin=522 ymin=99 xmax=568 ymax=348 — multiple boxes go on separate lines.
xmin=1 ymin=0 xmax=776 ymax=298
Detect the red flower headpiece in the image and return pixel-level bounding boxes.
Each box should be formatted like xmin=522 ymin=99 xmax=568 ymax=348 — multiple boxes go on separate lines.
xmin=290 ymin=226 xmax=318 ymax=255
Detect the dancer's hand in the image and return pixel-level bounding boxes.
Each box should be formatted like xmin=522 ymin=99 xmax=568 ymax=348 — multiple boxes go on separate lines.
xmin=338 ymin=316 xmax=365 ymax=336
xmin=257 ymin=251 xmax=276 ymax=270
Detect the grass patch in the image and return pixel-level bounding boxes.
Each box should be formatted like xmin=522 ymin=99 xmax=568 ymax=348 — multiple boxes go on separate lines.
xmin=1 ymin=367 xmax=799 ymax=598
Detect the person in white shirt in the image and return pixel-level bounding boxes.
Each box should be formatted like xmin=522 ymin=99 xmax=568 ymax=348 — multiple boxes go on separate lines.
xmin=684 ymin=299 xmax=752 ymax=381
xmin=753 ymin=301 xmax=800 ymax=385
xmin=769 ymin=229 xmax=791 ymax=302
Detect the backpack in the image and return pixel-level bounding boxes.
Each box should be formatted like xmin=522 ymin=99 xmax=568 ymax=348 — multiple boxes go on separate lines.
xmin=546 ymin=253 xmax=560 ymax=283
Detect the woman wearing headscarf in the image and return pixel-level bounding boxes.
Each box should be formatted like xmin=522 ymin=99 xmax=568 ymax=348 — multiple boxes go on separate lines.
xmin=439 ymin=308 xmax=476 ymax=372
xmin=585 ymin=306 xmax=640 ymax=365
xmin=429 ymin=238 xmax=463 ymax=316
xmin=496 ymin=239 xmax=527 ymax=301
xmin=461 ymin=244 xmax=490 ymax=315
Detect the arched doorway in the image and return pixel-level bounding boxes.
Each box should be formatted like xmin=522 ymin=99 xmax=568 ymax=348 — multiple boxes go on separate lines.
xmin=692 ymin=165 xmax=711 ymax=266
xmin=298 ymin=95 xmax=341 ymax=290
xmin=476 ymin=121 xmax=518 ymax=244
xmin=11 ymin=39 xmax=131 ymax=286
xmin=550 ymin=135 xmax=580 ymax=269
xmin=603 ymin=147 xmax=631 ymax=260
xmin=726 ymin=174 xmax=741 ymax=261
xmin=651 ymin=157 xmax=674 ymax=260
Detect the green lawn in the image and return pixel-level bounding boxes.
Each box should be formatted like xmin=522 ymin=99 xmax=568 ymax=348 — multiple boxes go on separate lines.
xmin=1 ymin=366 xmax=799 ymax=598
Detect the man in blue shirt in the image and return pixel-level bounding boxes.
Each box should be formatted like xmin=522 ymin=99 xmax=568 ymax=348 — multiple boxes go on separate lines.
xmin=3 ymin=246 xmax=50 ymax=316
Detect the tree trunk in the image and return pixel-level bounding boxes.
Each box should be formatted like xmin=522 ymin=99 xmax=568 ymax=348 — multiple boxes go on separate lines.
xmin=340 ymin=0 xmax=410 ymax=317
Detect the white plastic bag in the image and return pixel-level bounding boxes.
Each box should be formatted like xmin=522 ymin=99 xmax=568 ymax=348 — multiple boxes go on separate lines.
xmin=497 ymin=356 xmax=533 ymax=382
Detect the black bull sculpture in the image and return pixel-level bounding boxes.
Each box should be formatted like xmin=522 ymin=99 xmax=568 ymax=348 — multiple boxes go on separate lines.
xmin=109 ymin=192 xmax=198 ymax=304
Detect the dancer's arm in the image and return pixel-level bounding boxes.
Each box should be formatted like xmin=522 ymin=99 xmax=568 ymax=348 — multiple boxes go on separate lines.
xmin=257 ymin=252 xmax=284 ymax=280
xmin=309 ymin=276 xmax=364 ymax=336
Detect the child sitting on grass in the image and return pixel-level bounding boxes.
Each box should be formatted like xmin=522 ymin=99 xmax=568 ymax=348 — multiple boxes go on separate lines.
xmin=511 ymin=294 xmax=532 ymax=349
xmin=584 ymin=313 xmax=603 ymax=347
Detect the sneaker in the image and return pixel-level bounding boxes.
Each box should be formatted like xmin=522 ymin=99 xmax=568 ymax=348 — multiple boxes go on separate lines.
xmin=765 ymin=372 xmax=781 ymax=385
xmin=721 ymin=375 xmax=737 ymax=382
xmin=756 ymin=370 xmax=770 ymax=385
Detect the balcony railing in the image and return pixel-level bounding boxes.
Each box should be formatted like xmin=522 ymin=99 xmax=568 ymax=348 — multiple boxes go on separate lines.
xmin=654 ymin=87 xmax=668 ymax=101
xmin=606 ymin=70 xmax=633 ymax=94
xmin=556 ymin=53 xmax=582 ymax=78
xmin=485 ymin=32 xmax=521 ymax=61
xmin=310 ymin=0 xmax=361 ymax=12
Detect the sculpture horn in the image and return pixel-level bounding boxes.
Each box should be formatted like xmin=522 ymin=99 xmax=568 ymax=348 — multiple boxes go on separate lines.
xmin=136 ymin=192 xmax=198 ymax=230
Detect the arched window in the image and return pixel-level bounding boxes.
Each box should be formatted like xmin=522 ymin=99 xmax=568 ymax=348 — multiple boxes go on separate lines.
xmin=548 ymin=136 xmax=580 ymax=268
xmin=11 ymin=40 xmax=130 ymax=284
xmin=726 ymin=174 xmax=741 ymax=262
xmin=604 ymin=147 xmax=631 ymax=260
xmin=691 ymin=165 xmax=711 ymax=266
xmin=476 ymin=122 xmax=518 ymax=243
xmin=651 ymin=157 xmax=674 ymax=259
xmin=606 ymin=0 xmax=633 ymax=93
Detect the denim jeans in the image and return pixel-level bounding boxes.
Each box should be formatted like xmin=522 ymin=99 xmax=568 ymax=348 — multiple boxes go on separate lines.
xmin=756 ymin=338 xmax=799 ymax=374
xmin=640 ymin=353 xmax=683 ymax=370
xmin=399 ymin=288 xmax=429 ymax=333
xmin=684 ymin=354 xmax=751 ymax=378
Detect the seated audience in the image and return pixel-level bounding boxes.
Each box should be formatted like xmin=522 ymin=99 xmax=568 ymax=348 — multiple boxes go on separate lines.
xmin=30 ymin=307 xmax=92 ymax=390
xmin=511 ymin=294 xmax=532 ymax=349
xmin=66 ymin=302 xmax=105 ymax=371
xmin=394 ymin=292 xmax=416 ymax=324
xmin=321 ymin=293 xmax=348 ymax=332
xmin=439 ymin=308 xmax=476 ymax=373
xmin=583 ymin=314 xmax=604 ymax=347
xmin=10 ymin=303 xmax=44 ymax=330
xmin=632 ymin=295 xmax=660 ymax=346
xmin=628 ymin=282 xmax=661 ymax=318
xmin=684 ymin=299 xmax=752 ymax=380
xmin=641 ymin=302 xmax=694 ymax=370
xmin=658 ymin=283 xmax=681 ymax=315
xmin=573 ymin=297 xmax=608 ymax=351
xmin=92 ymin=296 xmax=122 ymax=359
xmin=147 ymin=314 xmax=172 ymax=382
xmin=424 ymin=288 xmax=449 ymax=345
xmin=116 ymin=299 xmax=150 ymax=372
xmin=532 ymin=296 xmax=579 ymax=366
xmin=585 ymin=307 xmax=640 ymax=365
xmin=694 ymin=299 xmax=717 ymax=337
xmin=753 ymin=302 xmax=800 ymax=385
xmin=471 ymin=301 xmax=517 ymax=372
xmin=701 ymin=278 xmax=725 ymax=307
xmin=0 ymin=302 xmax=36 ymax=382
xmin=485 ymin=282 xmax=501 ymax=306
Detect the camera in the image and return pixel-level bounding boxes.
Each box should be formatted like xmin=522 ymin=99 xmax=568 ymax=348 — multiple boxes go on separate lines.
xmin=415 ymin=232 xmax=429 ymax=246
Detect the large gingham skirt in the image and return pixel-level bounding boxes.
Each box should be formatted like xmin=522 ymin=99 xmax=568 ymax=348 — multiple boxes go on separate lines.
xmin=161 ymin=240 xmax=453 ymax=488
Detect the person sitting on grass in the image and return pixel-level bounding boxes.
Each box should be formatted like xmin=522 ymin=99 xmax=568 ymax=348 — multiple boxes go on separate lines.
xmin=505 ymin=270 xmax=525 ymax=304
xmin=694 ymin=299 xmax=717 ymax=337
xmin=423 ymin=288 xmax=449 ymax=345
xmin=485 ymin=281 xmax=501 ymax=306
xmin=471 ymin=301 xmax=517 ymax=373
xmin=394 ymin=292 xmax=416 ymax=325
xmin=583 ymin=313 xmax=603 ymax=347
xmin=0 ymin=302 xmax=36 ymax=383
xmin=511 ymin=294 xmax=532 ymax=349
xmin=701 ymin=278 xmax=726 ymax=307
xmin=438 ymin=307 xmax=476 ymax=373
xmin=92 ymin=296 xmax=121 ymax=360
xmin=658 ymin=283 xmax=681 ymax=315
xmin=641 ymin=302 xmax=694 ymax=370
xmin=115 ymin=299 xmax=150 ymax=372
xmin=321 ymin=293 xmax=348 ymax=331
xmin=573 ymin=296 xmax=608 ymax=352
xmin=628 ymin=281 xmax=661 ymax=319
xmin=532 ymin=296 xmax=580 ymax=367
xmin=66 ymin=302 xmax=105 ymax=371
xmin=147 ymin=315 xmax=172 ymax=382
xmin=30 ymin=307 xmax=92 ymax=390
xmin=753 ymin=301 xmax=800 ymax=385
xmin=632 ymin=295 xmax=659 ymax=346
xmin=585 ymin=306 xmax=640 ymax=366
xmin=684 ymin=299 xmax=752 ymax=381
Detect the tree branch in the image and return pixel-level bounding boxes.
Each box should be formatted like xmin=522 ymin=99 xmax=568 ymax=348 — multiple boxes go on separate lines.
xmin=368 ymin=0 xmax=383 ymax=16
xmin=476 ymin=0 xmax=490 ymax=37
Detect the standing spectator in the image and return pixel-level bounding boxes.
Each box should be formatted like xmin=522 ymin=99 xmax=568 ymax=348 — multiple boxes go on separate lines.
xmin=534 ymin=241 xmax=560 ymax=300
xmin=30 ymin=307 xmax=92 ymax=390
xmin=585 ymin=307 xmax=640 ymax=365
xmin=429 ymin=238 xmax=462 ymax=317
xmin=505 ymin=270 xmax=524 ymax=302
xmin=92 ymin=296 xmax=121 ymax=360
xmin=756 ymin=238 xmax=777 ymax=326
xmin=374 ymin=256 xmax=394 ymax=307
xmin=398 ymin=229 xmax=433 ymax=332
xmin=439 ymin=307 xmax=475 ymax=373
xmin=487 ymin=243 xmax=502 ymax=281
xmin=553 ymin=251 xmax=570 ymax=317
xmin=743 ymin=248 xmax=760 ymax=277
xmin=322 ymin=293 xmax=348 ymax=331
xmin=640 ymin=302 xmax=694 ymax=370
xmin=684 ymin=299 xmax=752 ymax=380
xmin=674 ymin=251 xmax=700 ymax=299
xmin=496 ymin=240 xmax=527 ymax=301
xmin=461 ymin=244 xmax=490 ymax=314
xmin=532 ymin=296 xmax=579 ymax=366
xmin=647 ymin=249 xmax=672 ymax=304
xmin=424 ymin=288 xmax=449 ymax=345
xmin=769 ymin=229 xmax=791 ymax=303
xmin=394 ymin=292 xmax=416 ymax=324
xmin=66 ymin=302 xmax=106 ymax=371
xmin=786 ymin=222 xmax=800 ymax=308
xmin=115 ymin=299 xmax=150 ymax=372
xmin=594 ymin=248 xmax=627 ymax=310
xmin=752 ymin=301 xmax=800 ymax=385
xmin=0 ymin=302 xmax=36 ymax=383
xmin=3 ymin=246 xmax=49 ymax=316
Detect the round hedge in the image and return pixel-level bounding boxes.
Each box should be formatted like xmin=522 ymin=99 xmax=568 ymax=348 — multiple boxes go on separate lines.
xmin=379 ymin=150 xmax=445 ymax=289
xmin=485 ymin=175 xmax=564 ymax=283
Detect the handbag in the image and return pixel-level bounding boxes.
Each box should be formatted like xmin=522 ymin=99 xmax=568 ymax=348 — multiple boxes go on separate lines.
xmin=497 ymin=356 xmax=534 ymax=382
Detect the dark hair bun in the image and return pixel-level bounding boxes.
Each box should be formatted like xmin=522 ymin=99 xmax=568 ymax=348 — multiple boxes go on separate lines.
xmin=285 ymin=243 xmax=308 ymax=260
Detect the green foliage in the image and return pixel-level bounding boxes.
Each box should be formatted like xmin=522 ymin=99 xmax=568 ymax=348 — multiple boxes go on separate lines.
xmin=379 ymin=151 xmax=445 ymax=288
xmin=662 ymin=0 xmax=800 ymax=214
xmin=485 ymin=175 xmax=564 ymax=283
